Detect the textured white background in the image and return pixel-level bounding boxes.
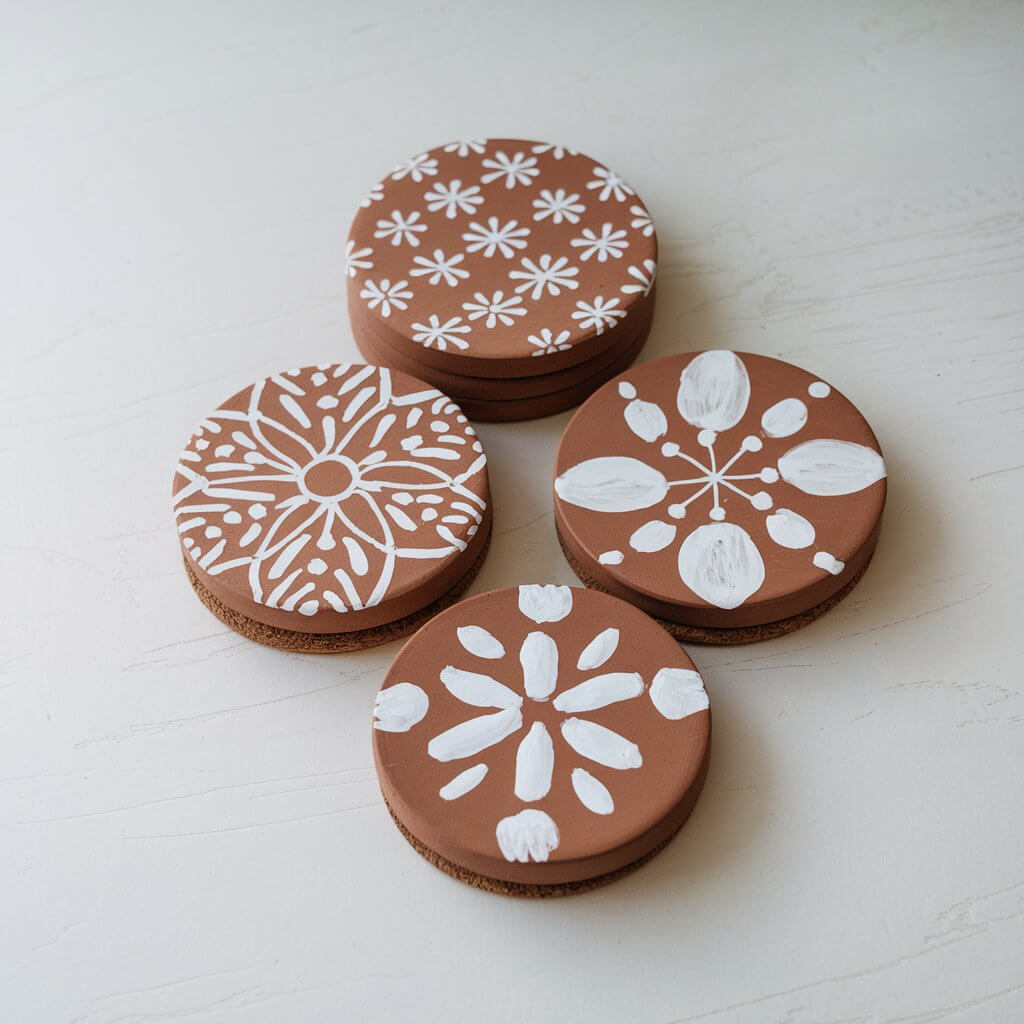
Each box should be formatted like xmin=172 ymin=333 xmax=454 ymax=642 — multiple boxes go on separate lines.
xmin=2 ymin=2 xmax=1023 ymax=1021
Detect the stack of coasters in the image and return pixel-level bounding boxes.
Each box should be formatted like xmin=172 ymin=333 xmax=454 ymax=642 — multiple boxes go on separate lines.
xmin=372 ymin=584 xmax=711 ymax=896
xmin=554 ymin=351 xmax=887 ymax=644
xmin=345 ymin=138 xmax=657 ymax=421
xmin=172 ymin=364 xmax=490 ymax=652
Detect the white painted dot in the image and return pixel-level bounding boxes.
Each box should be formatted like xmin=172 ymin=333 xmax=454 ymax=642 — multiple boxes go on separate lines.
xmin=392 ymin=492 xmax=413 ymax=505
xmin=456 ymin=414 xmax=467 ymax=424
xmin=661 ymin=441 xmax=680 ymax=457
xmin=431 ymin=420 xmax=448 ymax=433
xmin=183 ymin=537 xmax=195 ymax=549
xmin=222 ymin=511 xmax=241 ymax=524
xmin=317 ymin=535 xmax=336 ymax=551
xmin=618 ymin=382 xmax=637 ymax=400
xmin=401 ymin=435 xmax=422 ymax=452
xmin=298 ymin=600 xmax=319 ymax=616
xmin=244 ymin=450 xmax=266 ymax=464
xmin=760 ymin=467 xmax=779 ymax=483
xmin=697 ymin=429 xmax=717 ymax=448
xmin=467 ymin=524 xmax=478 ymax=537
xmin=204 ymin=525 xmax=222 ymax=539
xmin=249 ymin=503 xmax=267 ymax=520
xmin=709 ymin=506 xmax=725 ymax=521
xmin=317 ymin=395 xmax=339 ymax=409
xmin=421 ymin=508 xmax=438 ymax=522
xmin=813 ymin=551 xmax=845 ymax=575
xmin=751 ymin=491 xmax=773 ymax=510
xmin=599 ymin=549 xmax=624 ymax=565
xmin=214 ymin=444 xmax=235 ymax=458
xmin=668 ymin=503 xmax=687 ymax=519
xmin=312 ymin=371 xmax=327 ymax=386
xmin=808 ymin=381 xmax=831 ymax=399
xmin=472 ymin=441 xmax=483 ymax=453
xmin=195 ymin=438 xmax=210 ymax=450
xmin=742 ymin=435 xmax=763 ymax=452
xmin=307 ymin=558 xmax=328 ymax=575
xmin=189 ymin=547 xmax=200 ymax=559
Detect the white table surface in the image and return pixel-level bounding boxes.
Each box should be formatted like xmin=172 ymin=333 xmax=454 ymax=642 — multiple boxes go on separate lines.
xmin=3 ymin=3 xmax=1023 ymax=1021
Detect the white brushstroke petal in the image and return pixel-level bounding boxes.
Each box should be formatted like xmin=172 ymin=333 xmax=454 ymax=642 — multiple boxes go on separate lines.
xmin=576 ymin=627 xmax=619 ymax=671
xmin=496 ymin=809 xmax=560 ymax=863
xmin=519 ymin=631 xmax=558 ymax=701
xmin=571 ymin=768 xmax=614 ymax=815
xmin=760 ymin=397 xmax=808 ymax=438
xmin=518 ymin=584 xmax=573 ymax=624
xmin=427 ymin=706 xmax=523 ymax=762
xmin=554 ymin=457 xmax=668 ymax=512
xmin=765 ymin=507 xmax=816 ymax=549
xmin=813 ymin=550 xmax=845 ymax=575
xmin=678 ymin=522 xmax=766 ymax=609
xmin=777 ymin=440 xmax=886 ymax=496
xmin=372 ymin=683 xmax=429 ymax=732
xmin=677 ymin=350 xmax=750 ymax=430
xmin=624 ymin=399 xmax=668 ymax=442
xmin=560 ymin=717 xmax=642 ymax=769
xmin=439 ymin=763 xmax=488 ymax=800
xmin=553 ymin=672 xmax=643 ymax=713
xmin=514 ymin=722 xmax=554 ymax=801
xmin=439 ymin=666 xmax=522 ymax=709
xmin=456 ymin=625 xmax=505 ymax=660
xmin=650 ymin=668 xmax=709 ymax=720
xmin=629 ymin=519 xmax=677 ymax=553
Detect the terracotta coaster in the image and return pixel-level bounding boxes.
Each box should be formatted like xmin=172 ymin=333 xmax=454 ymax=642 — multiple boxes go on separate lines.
xmin=172 ymin=364 xmax=491 ymax=651
xmin=554 ymin=351 xmax=887 ymax=641
xmin=372 ymin=584 xmax=711 ymax=894
xmin=346 ymin=138 xmax=657 ymax=379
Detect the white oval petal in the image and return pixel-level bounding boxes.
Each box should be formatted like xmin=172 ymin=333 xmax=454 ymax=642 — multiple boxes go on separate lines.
xmin=678 ymin=522 xmax=766 ymax=609
xmin=677 ymin=351 xmax=751 ymax=430
xmin=624 ymin=398 xmax=668 ymax=442
xmin=427 ymin=706 xmax=523 ymax=762
xmin=553 ymin=672 xmax=643 ymax=713
xmin=519 ymin=631 xmax=558 ymax=701
xmin=517 ymin=584 xmax=573 ymax=623
xmin=629 ymin=519 xmax=677 ymax=553
xmin=439 ymin=763 xmax=488 ymax=800
xmin=439 ymin=666 xmax=521 ymax=709
xmin=496 ymin=809 xmax=560 ymax=863
xmin=514 ymin=722 xmax=554 ymax=802
xmin=560 ymin=717 xmax=642 ymax=770
xmin=456 ymin=625 xmax=506 ymax=660
xmin=760 ymin=397 xmax=808 ymax=438
xmin=650 ymin=668 xmax=709 ymax=720
xmin=372 ymin=682 xmax=429 ymax=732
xmin=571 ymin=768 xmax=614 ymax=815
xmin=813 ymin=550 xmax=846 ymax=575
xmin=765 ymin=507 xmax=816 ymax=549
xmin=576 ymin=627 xmax=619 ymax=670
xmin=555 ymin=457 xmax=668 ymax=512
xmin=777 ymin=440 xmax=886 ymax=496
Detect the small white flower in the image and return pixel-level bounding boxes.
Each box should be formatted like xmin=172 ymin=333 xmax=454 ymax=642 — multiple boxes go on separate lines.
xmin=480 ymin=150 xmax=540 ymax=189
xmin=528 ymin=328 xmax=573 ymax=357
xmin=423 ymin=179 xmax=484 ymax=219
xmin=360 ymin=182 xmax=384 ymax=208
xmin=410 ymin=248 xmax=469 ymax=287
xmin=571 ymin=223 xmax=630 ymax=263
xmin=531 ymin=143 xmax=576 ymax=160
xmin=630 ymin=204 xmax=654 ymax=237
xmin=462 ymin=290 xmax=527 ymax=329
xmin=443 ymin=139 xmax=487 ymax=157
xmin=391 ymin=152 xmax=438 ymax=182
xmin=532 ymin=187 xmax=586 ymax=225
xmin=572 ymin=296 xmax=626 ymax=334
xmin=374 ymin=210 xmax=428 ymax=248
xmin=621 ymin=258 xmax=657 ymax=296
xmin=344 ymin=239 xmax=373 ymax=278
xmin=360 ymin=278 xmax=413 ymax=318
xmin=411 ymin=314 xmax=471 ymax=351
xmin=508 ymin=254 xmax=580 ymax=301
xmin=462 ymin=216 xmax=530 ymax=259
xmin=587 ymin=165 xmax=635 ymax=202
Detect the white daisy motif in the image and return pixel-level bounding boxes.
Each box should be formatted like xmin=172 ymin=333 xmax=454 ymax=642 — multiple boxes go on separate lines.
xmin=621 ymin=259 xmax=656 ymax=296
xmin=571 ymin=223 xmax=630 ymax=262
xmin=374 ymin=210 xmax=428 ymax=248
xmin=587 ymin=165 xmax=635 ymax=203
xmin=480 ymin=150 xmax=540 ymax=189
xmin=531 ymin=187 xmax=586 ymax=225
xmin=411 ymin=314 xmax=471 ymax=351
xmin=360 ymin=183 xmax=384 ymax=208
xmin=423 ymin=179 xmax=484 ymax=219
xmin=344 ymin=240 xmax=373 ymax=278
xmin=443 ymin=139 xmax=488 ymax=157
xmin=508 ymin=254 xmax=580 ymax=300
xmin=630 ymin=204 xmax=655 ymax=237
xmin=360 ymin=278 xmax=413 ymax=318
xmin=528 ymin=328 xmax=573 ymax=356
xmin=462 ymin=290 xmax=528 ymax=329
xmin=391 ymin=152 xmax=438 ymax=182
xmin=572 ymin=296 xmax=626 ymax=335
xmin=555 ymin=352 xmax=887 ymax=609
xmin=409 ymin=249 xmax=469 ymax=287
xmin=462 ymin=217 xmax=530 ymax=259
xmin=531 ymin=143 xmax=577 ymax=160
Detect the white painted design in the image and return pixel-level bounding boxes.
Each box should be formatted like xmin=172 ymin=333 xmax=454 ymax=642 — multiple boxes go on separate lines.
xmin=621 ymin=258 xmax=656 ymax=296
xmin=778 ymin=440 xmax=887 ymax=496
xmin=527 ymin=328 xmax=572 ymax=356
xmin=462 ymin=290 xmax=527 ymax=328
xmin=439 ymin=763 xmax=488 ymax=801
xmin=649 ymin=668 xmax=709 ymax=720
xmin=410 ymin=249 xmax=469 ymax=287
xmin=571 ymin=223 xmax=629 ymax=262
xmin=554 ymin=457 xmax=668 ymax=513
xmin=373 ymin=683 xmax=429 ymax=732
xmin=480 ymin=149 xmax=540 ymax=189
xmin=552 ymin=673 xmax=643 ymax=713
xmin=765 ymin=508 xmax=816 ymax=549
xmin=813 ymin=551 xmax=845 ymax=575
xmin=496 ymin=810 xmax=559 ymax=863
xmin=508 ymin=254 xmax=579 ymax=300
xmin=599 ymin=549 xmax=624 ymax=565
xmin=678 ymin=350 xmax=751 ymax=432
xmin=587 ymin=165 xmax=635 ymax=202
xmin=561 ymin=717 xmax=642 ymax=769
xmin=514 ymin=722 xmax=554 ymax=801
xmin=423 ymin=179 xmax=483 ymax=219
xmin=761 ymin=397 xmax=808 ymax=438
xmin=427 ymin=705 xmax=524 ymax=762
xmin=679 ymin=522 xmax=766 ymax=610
xmin=808 ymin=381 xmax=831 ymax=398
xmin=576 ymin=627 xmax=619 ymax=671
xmin=572 ymin=295 xmax=626 ymax=334
xmin=519 ymin=631 xmax=558 ymax=701
xmin=457 ymin=625 xmax=505 ymax=660
xmin=439 ymin=667 xmax=521 ymax=709
xmin=629 ymin=519 xmax=677 ymax=553
xmin=518 ymin=584 xmax=573 ymax=624
xmin=571 ymin=768 xmax=614 ymax=815
xmin=532 ymin=188 xmax=585 ymax=224
xmin=624 ymin=398 xmax=668 ymax=442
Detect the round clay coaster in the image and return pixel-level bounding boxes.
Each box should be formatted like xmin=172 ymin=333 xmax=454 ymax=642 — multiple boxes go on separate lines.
xmin=554 ymin=351 xmax=887 ymax=642
xmin=372 ymin=584 xmax=711 ymax=895
xmin=346 ymin=138 xmax=657 ymax=378
xmin=172 ymin=364 xmax=491 ymax=652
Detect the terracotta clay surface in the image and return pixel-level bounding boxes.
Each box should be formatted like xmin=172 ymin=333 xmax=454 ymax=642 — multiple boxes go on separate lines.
xmin=346 ymin=138 xmax=657 ymax=378
xmin=372 ymin=584 xmax=711 ymax=890
xmin=172 ymin=364 xmax=490 ymax=637
xmin=554 ymin=351 xmax=886 ymax=631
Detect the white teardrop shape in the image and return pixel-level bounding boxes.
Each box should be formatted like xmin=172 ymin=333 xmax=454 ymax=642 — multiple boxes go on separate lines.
xmin=372 ymin=682 xmax=429 ymax=732
xmin=439 ymin=763 xmax=488 ymax=800
xmin=496 ymin=809 xmax=560 ymax=863
xmin=760 ymin=397 xmax=808 ymax=438
xmin=517 ymin=584 xmax=573 ymax=623
xmin=765 ymin=507 xmax=816 ymax=549
xmin=576 ymin=627 xmax=619 ymax=670
xmin=629 ymin=519 xmax=677 ymax=553
xmin=519 ymin=631 xmax=558 ymax=701
xmin=427 ymin=706 xmax=523 ymax=762
xmin=650 ymin=668 xmax=709 ymax=720
xmin=555 ymin=457 xmax=669 ymax=512
xmin=439 ymin=666 xmax=522 ymax=709
xmin=553 ymin=673 xmax=643 ymax=713
xmin=813 ymin=550 xmax=846 ymax=575
xmin=677 ymin=351 xmax=751 ymax=431
xmin=514 ymin=722 xmax=554 ymax=801
xmin=561 ymin=717 xmax=642 ymax=769
xmin=678 ymin=522 xmax=766 ymax=609
xmin=571 ymin=768 xmax=614 ymax=815
xmin=624 ymin=399 xmax=668 ymax=442
xmin=456 ymin=625 xmax=506 ymax=660
xmin=777 ymin=440 xmax=886 ymax=496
